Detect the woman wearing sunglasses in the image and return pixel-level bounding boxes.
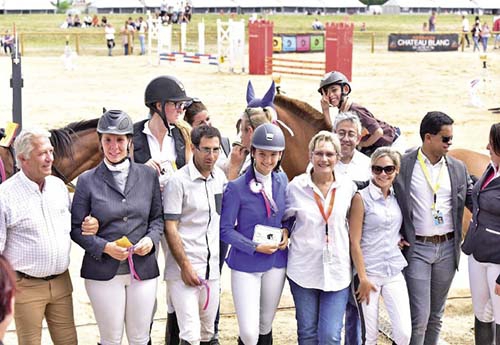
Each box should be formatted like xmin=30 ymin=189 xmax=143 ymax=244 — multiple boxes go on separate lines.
xmin=462 ymin=123 xmax=500 ymax=344
xmin=350 ymin=147 xmax=411 ymax=345
xmin=284 ymin=131 xmax=368 ymax=344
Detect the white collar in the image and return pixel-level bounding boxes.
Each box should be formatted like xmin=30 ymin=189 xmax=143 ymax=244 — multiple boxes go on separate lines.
xmin=104 ymin=158 xmax=130 ymax=172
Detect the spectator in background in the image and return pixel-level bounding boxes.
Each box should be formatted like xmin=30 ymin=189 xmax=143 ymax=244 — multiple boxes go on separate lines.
xmin=493 ymin=16 xmax=500 ymax=49
xmin=74 ymin=15 xmax=81 ymax=28
xmin=481 ymin=22 xmax=491 ymax=52
xmin=101 ymin=16 xmax=108 ymax=26
xmin=472 ymin=22 xmax=482 ymax=52
xmin=0 ymin=255 xmax=16 ymax=345
xmin=83 ymin=15 xmax=92 ymax=27
xmin=91 ymin=14 xmax=99 ymax=27
xmin=66 ymin=13 xmax=74 ymax=28
xmin=3 ymin=30 xmax=13 ymax=55
xmin=360 ymin=22 xmax=367 ymax=32
xmin=120 ymin=20 xmax=135 ymax=55
xmin=422 ymin=22 xmax=428 ymax=32
xmin=137 ymin=16 xmax=147 ymax=55
xmin=312 ymin=18 xmax=324 ymax=30
xmin=461 ymin=15 xmax=470 ymax=48
xmin=428 ymin=11 xmax=436 ymax=32
xmin=185 ymin=2 xmax=193 ymax=22
xmin=105 ymin=23 xmax=116 ymax=56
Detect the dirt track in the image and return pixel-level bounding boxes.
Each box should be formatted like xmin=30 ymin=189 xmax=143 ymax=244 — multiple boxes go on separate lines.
xmin=1 ymin=47 xmax=499 ymax=344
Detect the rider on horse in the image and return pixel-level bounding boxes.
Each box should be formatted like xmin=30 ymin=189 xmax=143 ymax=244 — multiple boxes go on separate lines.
xmin=319 ymin=71 xmax=405 ymax=156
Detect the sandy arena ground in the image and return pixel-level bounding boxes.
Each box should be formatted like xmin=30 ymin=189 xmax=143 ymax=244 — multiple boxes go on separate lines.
xmin=1 ymin=46 xmax=499 ymax=344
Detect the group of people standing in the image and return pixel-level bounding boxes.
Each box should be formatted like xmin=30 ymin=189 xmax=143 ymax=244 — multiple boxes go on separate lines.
xmin=104 ymin=17 xmax=148 ymax=57
xmin=1 ymin=70 xmax=500 ymax=345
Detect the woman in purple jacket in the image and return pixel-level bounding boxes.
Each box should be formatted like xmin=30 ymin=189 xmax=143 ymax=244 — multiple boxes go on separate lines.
xmin=220 ymin=123 xmax=289 ymax=345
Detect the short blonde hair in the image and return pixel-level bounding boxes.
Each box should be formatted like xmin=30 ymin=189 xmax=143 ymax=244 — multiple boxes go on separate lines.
xmin=13 ymin=128 xmax=51 ymax=168
xmin=308 ymin=130 xmax=341 ymax=155
xmin=370 ymin=146 xmax=401 ymax=169
xmin=238 ymin=106 xmax=275 ymax=133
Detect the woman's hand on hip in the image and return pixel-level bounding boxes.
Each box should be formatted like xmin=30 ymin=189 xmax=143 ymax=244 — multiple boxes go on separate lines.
xmin=255 ymin=243 xmax=279 ymax=255
xmin=356 ymin=278 xmax=377 ymax=305
xmin=495 ymin=283 xmax=500 ymax=296
xmin=133 ymin=237 xmax=153 ymax=256
xmin=104 ymin=242 xmax=129 ymax=261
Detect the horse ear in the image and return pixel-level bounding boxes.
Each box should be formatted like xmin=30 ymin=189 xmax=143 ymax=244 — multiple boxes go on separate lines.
xmin=246 ymin=81 xmax=255 ymax=105
xmin=102 ymin=107 xmax=107 ymax=114
xmin=261 ymin=81 xmax=276 ymax=107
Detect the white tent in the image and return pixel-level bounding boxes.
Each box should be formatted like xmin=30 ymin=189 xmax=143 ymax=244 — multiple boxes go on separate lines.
xmin=190 ymin=0 xmax=238 ymax=13
xmin=473 ymin=0 xmax=500 ymax=11
xmin=2 ymin=0 xmax=54 ymax=13
xmin=435 ymin=0 xmax=477 ymax=11
xmin=382 ymin=0 xmax=436 ymax=14
xmin=88 ymin=0 xmax=147 ymax=13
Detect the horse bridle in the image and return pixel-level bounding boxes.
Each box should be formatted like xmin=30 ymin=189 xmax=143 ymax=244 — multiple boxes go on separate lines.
xmin=51 ymin=164 xmax=76 ymax=192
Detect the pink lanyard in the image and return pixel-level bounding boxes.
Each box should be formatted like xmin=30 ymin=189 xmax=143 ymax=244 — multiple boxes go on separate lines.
xmin=260 ymin=189 xmax=278 ymax=218
xmin=127 ymin=246 xmax=141 ymax=281
xmin=198 ymin=277 xmax=211 ymax=310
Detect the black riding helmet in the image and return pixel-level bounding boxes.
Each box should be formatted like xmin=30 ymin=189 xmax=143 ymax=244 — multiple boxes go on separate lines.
xmin=318 ymin=71 xmax=352 ymax=110
xmin=144 ymin=75 xmax=192 ymax=131
xmin=97 ymin=109 xmax=134 ymax=136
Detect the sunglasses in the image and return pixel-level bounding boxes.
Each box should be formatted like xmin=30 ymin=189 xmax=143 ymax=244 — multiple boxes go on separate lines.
xmin=371 ymin=165 xmax=396 ymax=175
xmin=184 ymin=97 xmax=201 ymax=109
xmin=440 ymin=135 xmax=453 ymax=144
xmin=168 ymin=101 xmax=186 ymax=110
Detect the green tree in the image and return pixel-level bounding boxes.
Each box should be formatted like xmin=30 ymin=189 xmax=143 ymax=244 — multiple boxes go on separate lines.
xmin=51 ymin=0 xmax=73 ymax=13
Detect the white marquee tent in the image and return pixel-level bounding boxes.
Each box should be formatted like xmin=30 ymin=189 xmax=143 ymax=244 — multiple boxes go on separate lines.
xmin=1 ymin=0 xmax=54 ymax=14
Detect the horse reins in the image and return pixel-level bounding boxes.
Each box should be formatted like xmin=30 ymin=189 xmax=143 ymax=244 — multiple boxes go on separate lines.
xmin=51 ymin=165 xmax=76 ymax=192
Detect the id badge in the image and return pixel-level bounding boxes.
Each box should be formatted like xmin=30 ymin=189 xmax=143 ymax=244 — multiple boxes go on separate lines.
xmin=432 ymin=209 xmax=444 ymax=226
xmin=323 ymin=246 xmax=334 ymax=265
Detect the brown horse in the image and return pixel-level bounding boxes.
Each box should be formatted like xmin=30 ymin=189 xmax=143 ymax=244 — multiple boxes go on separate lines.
xmin=274 ymin=94 xmax=490 ymax=235
xmin=274 ymin=94 xmax=332 ymax=180
xmin=0 ymin=119 xmax=102 ymax=185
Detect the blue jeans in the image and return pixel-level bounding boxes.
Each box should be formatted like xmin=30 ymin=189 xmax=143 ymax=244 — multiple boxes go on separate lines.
xmin=139 ymin=35 xmax=146 ymax=55
xmin=344 ymin=283 xmax=362 ymax=345
xmin=288 ymin=277 xmax=349 ymax=345
xmin=404 ymin=239 xmax=455 ymax=345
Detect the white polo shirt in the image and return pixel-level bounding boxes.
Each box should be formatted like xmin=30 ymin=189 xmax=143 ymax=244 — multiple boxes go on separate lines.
xmin=410 ymin=149 xmax=454 ymax=236
xmin=335 ymin=150 xmax=371 ymax=181
xmin=163 ymin=159 xmax=227 ymax=281
xmin=285 ymin=172 xmax=357 ymax=291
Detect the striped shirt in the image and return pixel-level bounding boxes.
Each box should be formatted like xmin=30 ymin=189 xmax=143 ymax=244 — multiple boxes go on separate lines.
xmin=0 ymin=171 xmax=72 ymax=277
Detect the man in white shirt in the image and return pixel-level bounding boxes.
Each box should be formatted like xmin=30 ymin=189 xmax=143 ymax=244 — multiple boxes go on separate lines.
xmin=164 ymin=125 xmax=227 ymax=345
xmin=461 ymin=15 xmax=470 ymax=48
xmin=0 ymin=129 xmax=77 ymax=345
xmin=333 ymin=111 xmax=371 ymax=182
xmin=394 ymin=112 xmax=472 ymax=345
xmin=332 ymin=111 xmax=370 ymax=345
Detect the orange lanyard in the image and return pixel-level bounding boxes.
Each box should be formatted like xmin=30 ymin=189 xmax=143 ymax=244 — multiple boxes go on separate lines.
xmin=313 ymin=188 xmax=336 ymax=244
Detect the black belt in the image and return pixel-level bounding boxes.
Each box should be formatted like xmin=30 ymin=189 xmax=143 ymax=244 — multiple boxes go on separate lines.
xmin=16 ymin=271 xmax=62 ymax=281
xmin=416 ymin=232 xmax=454 ymax=244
